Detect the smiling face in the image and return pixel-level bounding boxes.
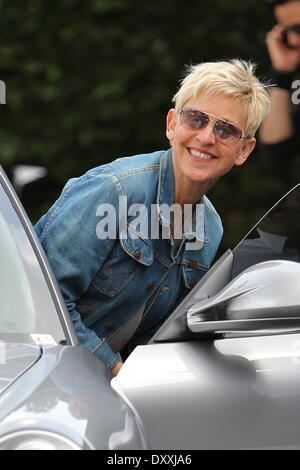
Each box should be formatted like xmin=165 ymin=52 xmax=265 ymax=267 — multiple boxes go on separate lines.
xmin=166 ymin=93 xmax=256 ymax=201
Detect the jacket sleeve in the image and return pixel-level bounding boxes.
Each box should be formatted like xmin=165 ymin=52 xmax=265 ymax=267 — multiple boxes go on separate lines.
xmin=35 ymin=170 xmax=123 ymax=370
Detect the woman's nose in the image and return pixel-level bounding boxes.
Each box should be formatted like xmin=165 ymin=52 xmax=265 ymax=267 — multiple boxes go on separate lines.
xmin=195 ymin=122 xmax=216 ymax=144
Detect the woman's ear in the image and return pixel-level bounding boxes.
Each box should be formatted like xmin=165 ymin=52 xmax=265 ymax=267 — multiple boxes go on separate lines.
xmin=166 ymin=108 xmax=177 ymax=143
xmin=235 ymin=137 xmax=256 ymax=166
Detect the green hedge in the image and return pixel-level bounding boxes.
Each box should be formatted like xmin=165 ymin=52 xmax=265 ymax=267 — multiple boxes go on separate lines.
xmin=0 ymin=0 xmax=288 ymax=250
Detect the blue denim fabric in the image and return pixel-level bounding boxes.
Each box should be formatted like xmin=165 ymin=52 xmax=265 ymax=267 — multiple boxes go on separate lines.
xmin=35 ymin=149 xmax=223 ymax=369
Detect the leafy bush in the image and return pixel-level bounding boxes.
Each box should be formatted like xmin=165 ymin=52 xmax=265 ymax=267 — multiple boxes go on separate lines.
xmin=0 ymin=0 xmax=285 ymax=249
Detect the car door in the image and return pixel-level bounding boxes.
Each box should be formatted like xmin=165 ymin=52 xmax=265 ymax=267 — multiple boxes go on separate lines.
xmin=112 ymin=183 xmax=300 ymax=449
xmin=0 ymin=166 xmax=147 ymax=450
xmin=0 ymin=166 xmax=77 ymax=348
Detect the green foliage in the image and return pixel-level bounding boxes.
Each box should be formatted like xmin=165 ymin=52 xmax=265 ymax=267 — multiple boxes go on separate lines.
xmin=0 ymin=0 xmax=285 ymax=249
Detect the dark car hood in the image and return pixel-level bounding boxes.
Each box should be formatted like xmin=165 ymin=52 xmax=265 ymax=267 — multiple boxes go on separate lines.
xmin=0 ymin=343 xmax=41 ymax=395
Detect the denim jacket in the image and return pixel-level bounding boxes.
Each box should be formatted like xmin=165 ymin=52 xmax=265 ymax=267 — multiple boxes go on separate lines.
xmin=35 ymin=149 xmax=223 ymax=369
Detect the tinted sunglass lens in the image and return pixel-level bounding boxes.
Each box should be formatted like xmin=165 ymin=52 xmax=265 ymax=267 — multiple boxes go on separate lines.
xmin=182 ymin=109 xmax=208 ymax=129
xmin=214 ymin=121 xmax=242 ymax=141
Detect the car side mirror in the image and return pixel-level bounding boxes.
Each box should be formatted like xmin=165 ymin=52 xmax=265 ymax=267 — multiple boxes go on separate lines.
xmin=187 ymin=260 xmax=300 ymax=336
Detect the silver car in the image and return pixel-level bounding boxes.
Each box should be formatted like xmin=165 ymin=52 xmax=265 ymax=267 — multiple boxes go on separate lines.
xmin=1 ymin=164 xmax=300 ymax=450
xmin=0 ymin=167 xmax=145 ymax=450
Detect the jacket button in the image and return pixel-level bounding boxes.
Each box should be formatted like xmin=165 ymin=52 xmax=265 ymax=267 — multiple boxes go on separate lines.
xmin=134 ymin=250 xmax=141 ymax=259
xmin=106 ymin=324 xmax=115 ymax=332
xmin=147 ymin=282 xmax=154 ymax=291
xmin=188 ymin=260 xmax=198 ymax=268
xmin=190 ymin=279 xmax=197 ymax=288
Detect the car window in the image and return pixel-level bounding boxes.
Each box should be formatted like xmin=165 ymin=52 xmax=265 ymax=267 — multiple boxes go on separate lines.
xmin=0 ymin=211 xmax=35 ymax=332
xmin=0 ymin=182 xmax=66 ymax=344
xmin=152 ymin=183 xmax=300 ymax=343
xmin=232 ymin=183 xmax=300 ymax=278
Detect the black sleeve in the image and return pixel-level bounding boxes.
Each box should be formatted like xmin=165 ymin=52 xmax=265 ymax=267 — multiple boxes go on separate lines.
xmin=259 ymin=134 xmax=300 ymax=162
xmin=259 ymin=103 xmax=300 ymax=162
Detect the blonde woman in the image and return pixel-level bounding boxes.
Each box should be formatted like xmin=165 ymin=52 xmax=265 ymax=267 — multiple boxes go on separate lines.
xmin=35 ymin=59 xmax=270 ymax=376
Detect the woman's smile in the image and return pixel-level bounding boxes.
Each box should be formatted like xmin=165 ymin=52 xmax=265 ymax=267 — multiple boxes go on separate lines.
xmin=187 ymin=147 xmax=217 ymax=162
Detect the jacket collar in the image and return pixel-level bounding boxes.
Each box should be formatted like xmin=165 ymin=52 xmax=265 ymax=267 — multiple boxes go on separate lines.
xmin=157 ymin=148 xmax=205 ymax=246
xmin=120 ymin=148 xmax=207 ymax=265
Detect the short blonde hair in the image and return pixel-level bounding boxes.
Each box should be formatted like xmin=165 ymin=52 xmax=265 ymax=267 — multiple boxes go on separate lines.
xmin=172 ymin=59 xmax=271 ymax=137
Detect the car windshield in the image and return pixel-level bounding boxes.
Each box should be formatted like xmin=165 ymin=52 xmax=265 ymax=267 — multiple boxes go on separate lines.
xmin=0 ymin=182 xmax=66 ymax=344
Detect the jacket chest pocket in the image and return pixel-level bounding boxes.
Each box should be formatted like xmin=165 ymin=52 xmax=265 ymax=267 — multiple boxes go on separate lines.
xmin=92 ymin=236 xmax=153 ymax=298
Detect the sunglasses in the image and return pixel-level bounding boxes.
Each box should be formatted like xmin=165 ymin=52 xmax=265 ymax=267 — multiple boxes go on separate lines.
xmin=284 ymin=23 xmax=300 ymax=34
xmin=179 ymin=107 xmax=247 ymax=143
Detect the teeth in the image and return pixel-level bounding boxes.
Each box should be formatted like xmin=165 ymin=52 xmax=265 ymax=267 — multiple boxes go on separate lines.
xmin=190 ymin=149 xmax=214 ymax=159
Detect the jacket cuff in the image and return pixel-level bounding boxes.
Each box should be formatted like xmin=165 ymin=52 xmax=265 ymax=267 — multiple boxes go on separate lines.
xmin=93 ymin=338 xmax=122 ymax=370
